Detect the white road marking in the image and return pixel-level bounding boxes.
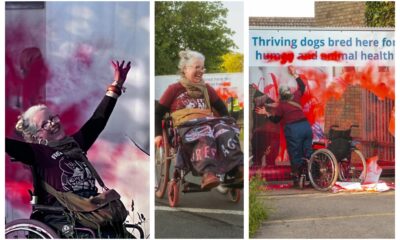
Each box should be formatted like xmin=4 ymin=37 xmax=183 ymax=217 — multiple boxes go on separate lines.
xmin=266 ymin=212 xmax=395 ymax=224
xmin=260 ymin=190 xmax=394 ymax=199
xmin=155 ymin=206 xmax=244 ymax=215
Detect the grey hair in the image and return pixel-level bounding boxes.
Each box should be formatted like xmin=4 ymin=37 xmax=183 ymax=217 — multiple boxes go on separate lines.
xmin=178 ymin=49 xmax=205 ymax=76
xmin=279 ymin=86 xmax=293 ymax=101
xmin=15 ymin=104 xmax=48 ymax=143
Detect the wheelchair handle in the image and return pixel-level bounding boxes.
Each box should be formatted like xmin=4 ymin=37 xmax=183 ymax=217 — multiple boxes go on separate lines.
xmin=330 ymin=124 xmax=359 ymax=130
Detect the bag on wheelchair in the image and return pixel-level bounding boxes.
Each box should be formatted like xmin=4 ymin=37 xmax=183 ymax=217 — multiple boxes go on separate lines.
xmin=43 ymin=182 xmax=128 ymax=230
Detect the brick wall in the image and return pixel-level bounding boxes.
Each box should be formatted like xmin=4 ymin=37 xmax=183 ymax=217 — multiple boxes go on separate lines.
xmin=249 ymin=17 xmax=314 ymax=27
xmin=325 ymin=85 xmax=363 ymax=138
xmin=315 ymin=2 xmax=366 ymax=27
xmin=249 ymin=1 xmax=366 ymax=27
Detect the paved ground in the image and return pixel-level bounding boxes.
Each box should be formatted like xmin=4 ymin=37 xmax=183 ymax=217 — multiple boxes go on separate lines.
xmin=254 ymin=180 xmax=395 ymax=239
xmin=155 ymin=175 xmax=243 ymax=238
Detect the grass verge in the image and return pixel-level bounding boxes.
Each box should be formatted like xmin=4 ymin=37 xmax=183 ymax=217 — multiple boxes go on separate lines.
xmin=249 ymin=173 xmax=268 ymax=237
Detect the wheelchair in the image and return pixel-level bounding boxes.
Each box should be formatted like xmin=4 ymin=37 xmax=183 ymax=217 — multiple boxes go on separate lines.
xmin=5 ymin=201 xmax=146 ymax=239
xmin=155 ymin=117 xmax=242 ymax=207
xmin=5 ymin=164 xmax=146 ymax=239
xmin=6 ymin=203 xmax=146 ymax=239
xmin=299 ymin=124 xmax=367 ymax=191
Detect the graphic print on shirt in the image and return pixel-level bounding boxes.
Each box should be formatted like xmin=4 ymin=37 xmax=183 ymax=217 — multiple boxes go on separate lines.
xmin=174 ymin=92 xmax=207 ymax=110
xmin=59 ymin=157 xmax=96 ymax=192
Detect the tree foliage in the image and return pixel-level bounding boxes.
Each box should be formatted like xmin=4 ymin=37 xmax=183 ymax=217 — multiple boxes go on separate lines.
xmin=155 ymin=1 xmax=237 ymax=75
xmin=365 ymin=1 xmax=395 ymax=27
xmin=220 ymin=52 xmax=243 ymax=73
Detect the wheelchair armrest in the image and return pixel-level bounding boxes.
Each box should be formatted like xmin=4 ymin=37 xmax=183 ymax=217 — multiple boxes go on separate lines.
xmin=33 ymin=204 xmax=66 ymax=213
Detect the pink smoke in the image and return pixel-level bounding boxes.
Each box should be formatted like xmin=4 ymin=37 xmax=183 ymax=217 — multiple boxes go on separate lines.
xmin=5 ymin=8 xmax=149 ymax=228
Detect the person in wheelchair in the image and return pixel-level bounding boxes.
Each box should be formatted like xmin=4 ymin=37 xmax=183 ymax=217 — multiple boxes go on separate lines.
xmin=255 ymin=66 xmax=312 ymax=187
xmin=6 ymin=60 xmax=132 ymax=238
xmin=155 ymin=49 xmax=244 ymax=190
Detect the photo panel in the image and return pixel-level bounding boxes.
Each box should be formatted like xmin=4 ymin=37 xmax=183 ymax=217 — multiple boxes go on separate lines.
xmin=5 ymin=2 xmax=150 ymax=238
xmin=248 ymin=1 xmax=395 ymax=238
xmin=154 ymin=1 xmax=244 ymax=238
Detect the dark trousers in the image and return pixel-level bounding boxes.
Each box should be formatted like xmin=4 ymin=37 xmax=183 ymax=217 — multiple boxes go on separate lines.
xmin=284 ymin=120 xmax=313 ymax=174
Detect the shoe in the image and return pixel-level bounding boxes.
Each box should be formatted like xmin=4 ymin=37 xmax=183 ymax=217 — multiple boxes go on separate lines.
xmin=201 ymin=172 xmax=220 ymax=190
xmin=292 ymin=174 xmax=305 ymax=189
xmin=292 ymin=172 xmax=300 ymax=189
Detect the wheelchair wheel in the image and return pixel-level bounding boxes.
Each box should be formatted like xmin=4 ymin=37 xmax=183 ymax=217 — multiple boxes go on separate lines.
xmin=338 ymin=149 xmax=367 ymax=183
xmin=168 ymin=180 xmax=180 ymax=207
xmin=5 ymin=219 xmax=59 ymax=239
xmin=228 ymin=188 xmax=241 ymax=203
xmin=308 ymin=149 xmax=339 ymax=191
xmin=155 ymin=132 xmax=171 ymax=199
xmin=124 ymin=223 xmax=145 ymax=239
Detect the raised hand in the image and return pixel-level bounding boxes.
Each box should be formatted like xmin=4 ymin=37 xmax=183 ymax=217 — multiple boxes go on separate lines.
xmin=112 ymin=60 xmax=131 ymax=86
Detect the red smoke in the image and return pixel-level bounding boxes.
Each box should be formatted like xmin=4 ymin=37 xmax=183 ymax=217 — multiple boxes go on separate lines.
xmin=299 ymin=64 xmax=394 ymax=130
xmin=256 ymin=64 xmax=394 ymax=164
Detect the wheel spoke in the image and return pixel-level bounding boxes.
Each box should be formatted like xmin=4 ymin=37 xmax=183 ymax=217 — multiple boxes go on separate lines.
xmin=339 ymin=150 xmax=366 ymax=182
xmin=309 ymin=149 xmax=338 ymax=191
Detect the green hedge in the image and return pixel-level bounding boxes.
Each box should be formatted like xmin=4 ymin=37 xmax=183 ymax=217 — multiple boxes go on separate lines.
xmin=365 ymin=2 xmax=395 ymax=27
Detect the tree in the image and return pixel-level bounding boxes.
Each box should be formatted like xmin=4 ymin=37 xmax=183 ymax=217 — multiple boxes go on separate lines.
xmin=220 ymin=52 xmax=243 ymax=73
xmin=365 ymin=1 xmax=395 ymax=27
xmin=155 ymin=2 xmax=237 ymax=75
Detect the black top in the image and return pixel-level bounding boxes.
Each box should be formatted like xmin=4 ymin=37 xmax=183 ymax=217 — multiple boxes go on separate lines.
xmin=6 ymin=95 xmax=117 ymax=204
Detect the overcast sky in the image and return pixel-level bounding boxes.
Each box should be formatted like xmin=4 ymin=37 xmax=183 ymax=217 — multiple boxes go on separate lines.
xmin=247 ymin=0 xmax=314 ymax=18
xmin=223 ymin=0 xmax=315 ymax=54
xmin=223 ymin=1 xmax=244 ymax=53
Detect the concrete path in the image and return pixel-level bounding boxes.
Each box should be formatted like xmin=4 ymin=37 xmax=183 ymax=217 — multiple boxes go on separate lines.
xmin=255 ymin=185 xmax=395 ymax=238
xmin=155 ymin=175 xmax=243 ymax=238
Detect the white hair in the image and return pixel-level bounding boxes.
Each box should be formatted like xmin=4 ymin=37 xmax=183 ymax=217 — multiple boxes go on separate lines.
xmin=279 ymin=86 xmax=293 ymax=101
xmin=178 ymin=49 xmax=205 ymax=76
xmin=15 ymin=104 xmax=48 ymax=143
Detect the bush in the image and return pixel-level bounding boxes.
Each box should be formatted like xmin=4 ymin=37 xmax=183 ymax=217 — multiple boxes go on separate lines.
xmin=249 ymin=173 xmax=268 ymax=237
xmin=365 ymin=2 xmax=395 ymax=27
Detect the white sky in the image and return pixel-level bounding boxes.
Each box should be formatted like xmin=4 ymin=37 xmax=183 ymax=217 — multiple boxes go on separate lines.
xmin=223 ymin=1 xmax=244 ymax=53
xmin=246 ymin=0 xmax=315 ymax=17
xmin=224 ymin=0 xmax=315 ymax=53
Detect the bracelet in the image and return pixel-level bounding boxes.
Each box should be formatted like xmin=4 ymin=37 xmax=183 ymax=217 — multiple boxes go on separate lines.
xmin=106 ymin=91 xmax=119 ymax=99
xmin=111 ymin=81 xmax=127 ymax=93
xmin=107 ymin=85 xmax=122 ymax=96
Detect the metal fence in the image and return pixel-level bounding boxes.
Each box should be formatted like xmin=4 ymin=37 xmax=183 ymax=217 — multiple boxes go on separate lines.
xmin=361 ymin=89 xmax=395 ymax=163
